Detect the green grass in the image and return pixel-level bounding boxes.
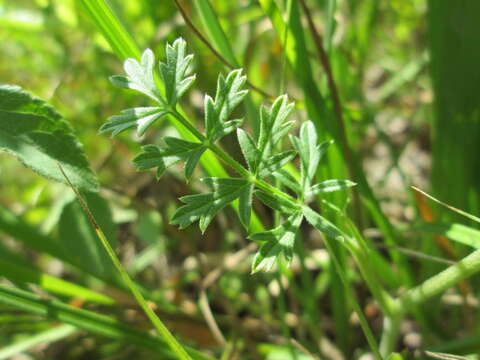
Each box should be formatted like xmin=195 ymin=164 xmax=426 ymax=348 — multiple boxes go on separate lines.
xmin=1 ymin=1 xmax=480 ymax=359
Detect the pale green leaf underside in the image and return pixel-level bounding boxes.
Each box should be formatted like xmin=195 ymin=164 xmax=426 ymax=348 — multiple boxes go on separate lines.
xmin=100 ymin=107 xmax=168 ymax=136
xmin=0 ymin=85 xmax=97 ymax=191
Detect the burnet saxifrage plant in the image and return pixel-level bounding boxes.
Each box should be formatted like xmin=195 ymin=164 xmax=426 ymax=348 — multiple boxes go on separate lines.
xmin=100 ymin=38 xmax=356 ymax=273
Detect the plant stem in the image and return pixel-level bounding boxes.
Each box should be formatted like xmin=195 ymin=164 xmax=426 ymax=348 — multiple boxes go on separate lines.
xmin=58 ymin=165 xmax=193 ymax=360
xmin=380 ymin=248 xmax=480 ymax=355
xmin=379 ymin=315 xmax=402 ymax=357
xmin=399 ymin=249 xmax=480 ymax=308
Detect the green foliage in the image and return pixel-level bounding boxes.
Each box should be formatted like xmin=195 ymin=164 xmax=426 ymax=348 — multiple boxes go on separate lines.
xmin=160 ymin=38 xmax=196 ymax=107
xmin=171 ymin=178 xmax=252 ymax=233
xmin=0 ymin=85 xmax=97 ymax=191
xmin=106 ymin=38 xmax=355 ymax=274
xmin=58 ymin=192 xmax=117 ymax=280
xmin=250 ymin=212 xmax=303 ymax=273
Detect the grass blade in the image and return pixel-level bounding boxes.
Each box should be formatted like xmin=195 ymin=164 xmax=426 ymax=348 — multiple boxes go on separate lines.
xmin=58 ymin=164 xmax=193 ymax=360
xmin=0 ymin=259 xmax=115 ymax=305
xmin=0 ymin=285 xmax=212 ymax=359
xmin=0 ymin=324 xmax=76 ymax=360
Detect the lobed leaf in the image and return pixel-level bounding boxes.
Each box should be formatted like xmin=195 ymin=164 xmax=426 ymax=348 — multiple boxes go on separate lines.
xmin=250 ymin=212 xmax=303 ymax=273
xmin=258 ymin=95 xmax=294 ymax=158
xmin=159 ymin=38 xmax=196 ymax=106
xmin=133 ymin=137 xmax=206 ymax=180
xmin=99 ymin=107 xmax=168 ymax=136
xmin=291 ymin=121 xmax=333 ymax=190
xmin=204 ymin=69 xmax=248 ymax=142
xmin=237 ymin=128 xmax=259 ymax=170
xmin=111 ymin=48 xmax=162 ymax=103
xmin=171 ymin=178 xmax=252 ymax=233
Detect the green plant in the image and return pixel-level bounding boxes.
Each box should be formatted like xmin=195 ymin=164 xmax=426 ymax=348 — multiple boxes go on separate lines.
xmin=102 ymin=37 xmax=480 ymax=360
xmin=101 ymin=38 xmax=354 ymax=274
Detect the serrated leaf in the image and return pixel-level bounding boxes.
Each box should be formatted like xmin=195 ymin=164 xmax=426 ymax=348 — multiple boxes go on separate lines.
xmin=112 ymin=49 xmax=161 ymax=103
xmin=159 ymin=38 xmax=196 ymax=106
xmin=184 ymin=146 xmax=207 ymax=180
xmin=302 ymin=206 xmax=344 ymax=242
xmin=271 ymin=120 xmax=295 ymax=145
xmin=250 ymin=212 xmax=303 ymax=273
xmin=290 ymin=121 xmax=320 ymax=189
xmin=272 ymin=169 xmax=302 ymax=194
xmin=258 ymin=150 xmax=296 ymax=178
xmin=255 ymin=190 xmax=301 ymax=214
xmin=211 ymin=119 xmax=243 ymax=142
xmin=306 ymin=179 xmax=357 ymax=198
xmin=205 ymin=69 xmax=248 ymax=141
xmin=171 ymin=178 xmax=251 ymax=233
xmin=133 ymin=138 xmax=205 ymax=180
xmin=238 ymin=184 xmax=254 ymax=230
xmin=99 ymin=107 xmax=168 ymax=136
xmin=237 ymin=128 xmax=259 ymax=170
xmin=258 ymin=95 xmax=294 ymax=157
xmin=0 ymin=85 xmax=97 ymax=191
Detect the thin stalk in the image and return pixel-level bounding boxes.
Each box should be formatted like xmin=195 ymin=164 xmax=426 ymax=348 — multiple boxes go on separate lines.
xmin=380 ymin=249 xmax=480 ymax=355
xmin=399 ymin=249 xmax=480 ymax=309
xmin=58 ymin=165 xmax=193 ymax=360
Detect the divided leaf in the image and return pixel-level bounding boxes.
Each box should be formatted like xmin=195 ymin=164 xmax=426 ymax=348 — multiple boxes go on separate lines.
xmin=291 ymin=121 xmax=333 ymax=191
xmin=99 ymin=107 xmax=168 ymax=136
xmin=258 ymin=95 xmax=294 ymax=158
xmin=250 ymin=212 xmax=303 ymax=273
xmin=133 ymin=137 xmax=206 ymax=180
xmin=111 ymin=49 xmax=161 ymax=103
xmin=237 ymin=96 xmax=295 ymax=176
xmin=159 ymin=38 xmax=196 ymax=107
xmin=205 ymin=69 xmax=248 ymax=142
xmin=237 ymin=128 xmax=259 ymax=170
xmin=171 ymin=178 xmax=252 ymax=233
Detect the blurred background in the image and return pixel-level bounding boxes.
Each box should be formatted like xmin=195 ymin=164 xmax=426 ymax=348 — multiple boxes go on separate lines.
xmin=1 ymin=0 xmax=480 ymax=359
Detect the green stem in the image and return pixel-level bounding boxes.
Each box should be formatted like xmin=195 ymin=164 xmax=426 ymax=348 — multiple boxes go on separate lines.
xmin=378 ymin=315 xmax=402 ymax=357
xmin=58 ymin=166 xmax=192 ymax=360
xmin=380 ymin=248 xmax=480 ymax=355
xmin=399 ymin=248 xmax=480 ymax=308
xmin=92 ymin=227 xmax=192 ymax=360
